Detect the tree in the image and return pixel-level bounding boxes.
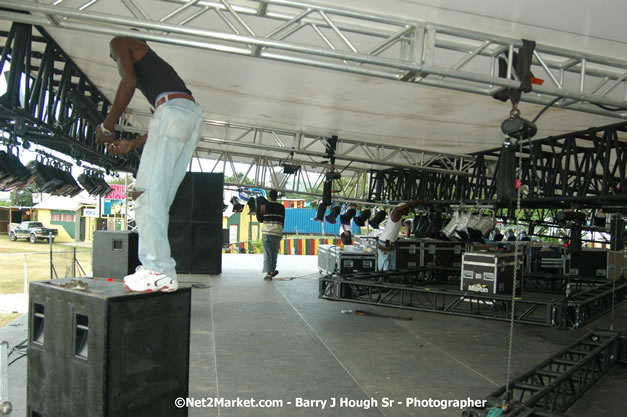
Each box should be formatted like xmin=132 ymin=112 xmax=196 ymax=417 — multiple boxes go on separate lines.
xmin=10 ymin=188 xmax=34 ymax=206
xmin=224 ymin=173 xmax=255 ymax=186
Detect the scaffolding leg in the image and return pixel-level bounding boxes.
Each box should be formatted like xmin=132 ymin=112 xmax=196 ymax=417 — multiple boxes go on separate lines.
xmin=0 ymin=341 xmax=12 ymax=416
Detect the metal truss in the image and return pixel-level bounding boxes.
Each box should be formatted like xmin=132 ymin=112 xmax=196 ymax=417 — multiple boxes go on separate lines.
xmin=194 ymin=143 xmax=372 ymax=202
xmin=319 ymin=271 xmax=627 ymax=329
xmin=2 ymin=0 xmax=626 ymax=120
xmin=523 ymin=273 xmax=605 ymax=295
xmin=153 ymin=116 xmax=475 ymax=202
xmin=191 ymin=118 xmax=476 ymax=175
xmin=463 ymin=331 xmax=622 ymax=417
xmin=565 ymin=280 xmax=627 ymax=329
xmin=368 ymin=121 xmax=627 ymax=211
xmin=318 ymin=274 xmax=560 ymax=327
xmin=0 ymin=22 xmax=138 ymax=171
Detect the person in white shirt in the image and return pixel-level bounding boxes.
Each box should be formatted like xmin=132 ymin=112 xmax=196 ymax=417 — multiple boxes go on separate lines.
xmin=377 ymin=199 xmax=428 ymax=271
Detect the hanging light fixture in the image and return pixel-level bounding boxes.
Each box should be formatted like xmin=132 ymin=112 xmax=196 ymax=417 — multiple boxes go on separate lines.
xmin=368 ymin=209 xmax=387 ymax=229
xmin=353 ymin=209 xmax=371 ymax=227
xmin=325 ymin=206 xmax=342 ymax=224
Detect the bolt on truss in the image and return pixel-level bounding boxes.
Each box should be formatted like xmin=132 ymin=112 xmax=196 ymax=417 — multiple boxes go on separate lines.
xmin=193 ymin=145 xmax=374 ymax=203
xmin=464 ymin=331 xmax=623 ymax=417
xmin=318 ymin=273 xmax=561 ymax=327
xmin=0 ymin=22 xmax=138 ymax=171
xmin=1 ymin=0 xmax=626 ymax=120
xmin=369 ymin=121 xmax=627 ymax=211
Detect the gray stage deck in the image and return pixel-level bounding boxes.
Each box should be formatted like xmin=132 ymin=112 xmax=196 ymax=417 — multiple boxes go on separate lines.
xmin=2 ymin=254 xmax=626 ymax=417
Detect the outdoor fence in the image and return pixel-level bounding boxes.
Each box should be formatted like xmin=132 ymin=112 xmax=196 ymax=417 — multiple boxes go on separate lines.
xmin=0 ymin=248 xmax=92 ymax=295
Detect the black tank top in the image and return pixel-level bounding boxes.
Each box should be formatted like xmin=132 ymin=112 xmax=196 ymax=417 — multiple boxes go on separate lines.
xmin=134 ymin=47 xmax=192 ymax=106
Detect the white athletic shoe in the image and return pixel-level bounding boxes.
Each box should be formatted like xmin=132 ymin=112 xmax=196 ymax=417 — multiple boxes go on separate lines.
xmin=123 ymin=267 xmax=178 ymax=293
xmin=123 ymin=266 xmax=149 ymax=283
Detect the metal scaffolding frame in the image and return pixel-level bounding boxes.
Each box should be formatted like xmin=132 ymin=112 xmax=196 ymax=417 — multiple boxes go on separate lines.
xmin=0 ymin=2 xmax=624 ymax=216
xmin=0 ymin=22 xmax=139 ymax=172
xmin=318 ymin=274 xmax=561 ymax=327
xmin=463 ymin=331 xmax=623 ymax=417
xmin=368 ymin=121 xmax=627 ymax=211
xmin=1 ymin=0 xmax=626 ymax=120
xmin=319 ymin=272 xmax=627 ymax=329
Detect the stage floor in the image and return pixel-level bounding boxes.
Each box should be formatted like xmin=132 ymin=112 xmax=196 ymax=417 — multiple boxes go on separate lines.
xmin=2 ymin=254 xmax=626 ymax=417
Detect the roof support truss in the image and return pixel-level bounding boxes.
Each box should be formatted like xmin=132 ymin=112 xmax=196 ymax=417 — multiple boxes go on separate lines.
xmin=0 ymin=0 xmax=625 ymax=120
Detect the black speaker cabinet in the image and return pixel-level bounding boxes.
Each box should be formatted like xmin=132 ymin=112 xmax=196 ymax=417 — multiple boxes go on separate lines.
xmin=92 ymin=231 xmax=140 ymax=279
xmin=27 ymin=278 xmax=191 ymax=417
xmin=168 ymin=172 xmax=223 ymax=274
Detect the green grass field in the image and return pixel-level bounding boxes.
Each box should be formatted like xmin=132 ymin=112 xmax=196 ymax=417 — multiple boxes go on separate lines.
xmin=0 ymin=234 xmax=93 ymax=326
xmin=0 ymin=313 xmax=20 ymax=328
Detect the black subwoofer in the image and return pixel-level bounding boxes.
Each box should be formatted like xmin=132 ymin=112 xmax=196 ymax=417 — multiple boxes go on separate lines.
xmin=168 ymin=172 xmax=223 ymax=274
xmin=27 ymin=278 xmax=191 ymax=417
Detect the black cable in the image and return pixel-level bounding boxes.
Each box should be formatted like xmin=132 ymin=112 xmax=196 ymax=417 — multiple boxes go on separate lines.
xmin=531 ymin=97 xmax=562 ymax=124
xmin=8 ymin=353 xmax=27 ymax=366
xmin=592 ymin=102 xmax=623 ymax=112
xmin=8 ymin=338 xmax=28 ymax=355
xmin=275 ymin=272 xmax=329 ymax=281
xmin=188 ymin=282 xmax=211 ymax=289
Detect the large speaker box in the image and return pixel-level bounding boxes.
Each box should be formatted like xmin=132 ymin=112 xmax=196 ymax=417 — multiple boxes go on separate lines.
xmin=92 ymin=231 xmax=140 ymax=279
xmin=27 ymin=278 xmax=191 ymax=417
xmin=168 ymin=172 xmax=223 ymax=274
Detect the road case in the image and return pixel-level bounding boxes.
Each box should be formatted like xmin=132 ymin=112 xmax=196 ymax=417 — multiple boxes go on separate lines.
xmin=318 ymin=245 xmax=376 ymax=275
xmin=461 ymin=252 xmax=524 ymax=296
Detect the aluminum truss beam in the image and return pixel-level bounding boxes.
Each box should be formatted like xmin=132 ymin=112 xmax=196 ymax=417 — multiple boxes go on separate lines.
xmin=1 ymin=0 xmax=626 ymax=120
xmin=319 ymin=272 xmax=627 ymax=329
xmin=565 ymin=280 xmax=627 ymax=329
xmin=0 ymin=22 xmax=138 ymax=171
xmin=368 ymin=121 xmax=627 ymax=211
xmin=117 ymin=113 xmax=476 ymax=175
xmin=463 ymin=331 xmax=623 ymax=417
xmin=193 ymin=144 xmax=373 ymax=202
xmin=318 ymin=274 xmax=560 ymax=327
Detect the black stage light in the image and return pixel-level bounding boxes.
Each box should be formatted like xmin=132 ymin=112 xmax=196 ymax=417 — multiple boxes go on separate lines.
xmin=368 ymin=210 xmax=387 ymax=229
xmin=340 ymin=208 xmax=356 ymax=226
xmin=230 ymin=196 xmax=244 ymax=213
xmin=68 ymin=90 xmax=105 ymax=126
xmin=314 ymin=204 xmax=327 ymax=222
xmin=555 ymin=211 xmax=587 ymax=223
xmin=0 ymin=151 xmax=35 ymax=191
xmin=77 ymin=171 xmax=113 ymax=197
xmin=281 ymin=163 xmax=300 ymax=175
xmin=501 ymin=115 xmax=537 ymax=140
xmin=353 ymin=209 xmax=371 ymax=227
xmin=325 ymin=206 xmax=341 ymax=224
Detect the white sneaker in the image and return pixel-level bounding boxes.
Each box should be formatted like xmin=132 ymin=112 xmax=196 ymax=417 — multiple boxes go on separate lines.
xmin=123 ymin=265 xmax=150 ymax=284
xmin=123 ymin=267 xmax=178 ymax=293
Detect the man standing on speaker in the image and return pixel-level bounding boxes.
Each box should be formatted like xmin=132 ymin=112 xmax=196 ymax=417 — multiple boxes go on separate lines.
xmin=256 ymin=190 xmax=285 ymax=280
xmin=377 ymin=199 xmax=428 ymax=271
xmin=96 ymin=35 xmax=203 ymax=292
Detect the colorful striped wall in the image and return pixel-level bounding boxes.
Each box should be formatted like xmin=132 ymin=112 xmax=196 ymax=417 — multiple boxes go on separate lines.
xmin=225 ymin=238 xmax=342 ymax=255
xmin=279 ymin=238 xmax=342 ymax=255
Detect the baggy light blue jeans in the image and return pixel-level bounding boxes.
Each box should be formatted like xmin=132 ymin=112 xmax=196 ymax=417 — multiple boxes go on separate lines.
xmin=262 ymin=234 xmax=282 ymax=274
xmin=134 ymin=98 xmax=203 ymax=280
xmin=377 ymin=248 xmax=396 ymax=271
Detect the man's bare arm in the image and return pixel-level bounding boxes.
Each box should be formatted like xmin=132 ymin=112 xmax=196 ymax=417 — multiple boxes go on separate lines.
xmin=96 ymin=37 xmax=142 ymax=144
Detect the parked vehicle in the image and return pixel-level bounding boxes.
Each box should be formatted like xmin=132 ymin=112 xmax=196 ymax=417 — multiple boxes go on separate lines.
xmin=9 ymin=221 xmax=59 ymax=243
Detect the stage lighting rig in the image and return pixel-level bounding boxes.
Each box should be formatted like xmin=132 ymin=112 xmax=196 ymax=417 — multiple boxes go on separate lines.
xmin=325 ymin=206 xmax=341 ymax=224
xmin=68 ymin=90 xmax=105 ymax=127
xmin=501 ymin=112 xmax=537 ymax=140
xmin=281 ymin=162 xmax=300 ymax=175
